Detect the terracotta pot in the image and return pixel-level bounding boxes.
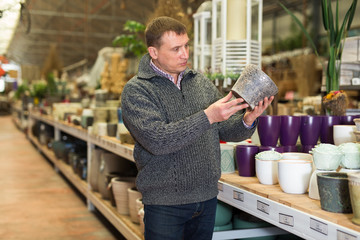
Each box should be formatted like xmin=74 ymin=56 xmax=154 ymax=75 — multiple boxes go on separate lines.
xmin=317 ymin=172 xmax=352 ymax=213
xmin=348 ymin=172 xmax=360 ymax=225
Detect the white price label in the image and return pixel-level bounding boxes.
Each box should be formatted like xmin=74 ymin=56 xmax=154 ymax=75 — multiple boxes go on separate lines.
xmin=310 ymin=218 xmax=328 ymax=235
xmin=217 ymin=182 xmax=223 ymax=192
xmin=257 ymin=200 xmax=270 ymax=214
xmin=337 ymin=230 xmax=357 ymax=240
xmin=233 ymin=190 xmax=244 ymax=202
xmin=279 ymin=213 xmax=294 ymax=227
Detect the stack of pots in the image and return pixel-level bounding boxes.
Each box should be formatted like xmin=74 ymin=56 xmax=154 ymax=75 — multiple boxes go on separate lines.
xmin=95 ymin=151 xmax=137 ymax=200
xmin=128 ymin=187 xmax=142 ymax=223
xmin=111 ymin=177 xmax=136 ymax=215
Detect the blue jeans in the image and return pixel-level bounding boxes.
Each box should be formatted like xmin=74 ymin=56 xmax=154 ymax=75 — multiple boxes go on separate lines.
xmin=143 ymin=197 xmax=217 ymax=240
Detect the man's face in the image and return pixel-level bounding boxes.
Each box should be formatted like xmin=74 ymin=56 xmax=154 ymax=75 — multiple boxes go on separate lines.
xmin=149 ymin=31 xmax=189 ymax=76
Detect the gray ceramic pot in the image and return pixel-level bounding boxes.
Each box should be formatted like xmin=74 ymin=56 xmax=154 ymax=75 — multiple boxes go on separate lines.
xmin=317 ymin=172 xmax=352 ymax=213
xmin=231 ymin=64 xmax=278 ymax=109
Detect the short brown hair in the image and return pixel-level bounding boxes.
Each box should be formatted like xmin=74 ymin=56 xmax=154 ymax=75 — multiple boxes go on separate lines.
xmin=145 ymin=16 xmax=187 ymax=48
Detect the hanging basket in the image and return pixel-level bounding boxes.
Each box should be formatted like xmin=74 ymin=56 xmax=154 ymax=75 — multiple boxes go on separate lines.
xmin=322 ymin=90 xmax=348 ymax=116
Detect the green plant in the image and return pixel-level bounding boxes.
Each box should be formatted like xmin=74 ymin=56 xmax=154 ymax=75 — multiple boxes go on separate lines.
xmin=279 ymin=0 xmax=357 ymax=93
xmin=14 ymin=82 xmax=30 ymax=99
xmin=112 ymin=20 xmax=147 ymax=58
xmin=31 ymin=82 xmax=48 ymax=99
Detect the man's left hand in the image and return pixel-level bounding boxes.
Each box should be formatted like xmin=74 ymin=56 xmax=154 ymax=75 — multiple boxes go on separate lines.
xmin=243 ymin=96 xmax=274 ymax=126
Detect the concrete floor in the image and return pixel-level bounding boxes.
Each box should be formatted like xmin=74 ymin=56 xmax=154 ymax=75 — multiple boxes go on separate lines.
xmin=0 ymin=116 xmax=123 ymax=240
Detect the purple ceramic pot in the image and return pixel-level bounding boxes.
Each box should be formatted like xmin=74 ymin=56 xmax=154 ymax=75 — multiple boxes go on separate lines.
xmin=340 ymin=115 xmax=360 ymax=125
xmin=280 ymin=115 xmax=301 ymax=146
xmin=258 ymin=145 xmax=284 ymax=153
xmin=301 ymin=144 xmax=315 ymax=153
xmin=282 ymin=145 xmax=298 ymax=152
xmin=300 ymin=116 xmax=323 ymax=145
xmin=320 ymin=115 xmax=341 ymax=144
xmin=235 ymin=145 xmax=259 ymax=177
xmin=257 ymin=115 xmax=281 ymax=147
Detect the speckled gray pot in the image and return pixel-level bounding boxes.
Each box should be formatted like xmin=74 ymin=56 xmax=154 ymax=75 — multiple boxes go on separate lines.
xmin=231 ymin=64 xmax=278 ymax=109
xmin=317 ymin=172 xmax=352 ymax=213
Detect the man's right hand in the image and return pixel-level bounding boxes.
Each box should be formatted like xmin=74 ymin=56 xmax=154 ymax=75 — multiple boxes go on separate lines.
xmin=204 ymin=92 xmax=249 ymax=124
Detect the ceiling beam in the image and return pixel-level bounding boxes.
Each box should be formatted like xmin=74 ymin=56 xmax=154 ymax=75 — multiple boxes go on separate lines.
xmin=17 ymin=28 xmax=117 ymax=38
xmin=29 ymin=9 xmax=128 ymax=21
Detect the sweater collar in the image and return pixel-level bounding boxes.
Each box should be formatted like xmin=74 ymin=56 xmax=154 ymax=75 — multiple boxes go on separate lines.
xmin=137 ymin=53 xmax=194 ymax=80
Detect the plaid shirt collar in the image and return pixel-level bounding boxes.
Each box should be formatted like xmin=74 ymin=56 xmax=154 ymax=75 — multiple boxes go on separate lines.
xmin=150 ymin=59 xmax=184 ymax=90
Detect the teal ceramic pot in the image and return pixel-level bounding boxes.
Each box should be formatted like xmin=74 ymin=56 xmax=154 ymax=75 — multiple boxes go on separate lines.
xmin=317 ymin=172 xmax=352 ymax=213
xmin=215 ymin=201 xmax=233 ymax=226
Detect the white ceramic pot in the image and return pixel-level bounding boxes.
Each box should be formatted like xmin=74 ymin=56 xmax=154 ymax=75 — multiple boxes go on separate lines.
xmin=312 ymin=149 xmax=343 ymax=170
xmin=282 ymin=152 xmax=315 ymax=170
xmin=281 ymin=152 xmax=313 ymax=161
xmin=278 ymin=159 xmax=313 ymax=194
xmin=308 ymin=169 xmax=334 ymax=200
xmin=255 ymin=158 xmax=278 ymax=185
xmin=333 ymin=125 xmax=356 ymax=146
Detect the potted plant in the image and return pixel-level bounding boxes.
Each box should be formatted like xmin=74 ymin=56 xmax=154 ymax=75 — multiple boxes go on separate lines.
xmin=280 ymin=0 xmax=357 ymax=115
xmin=112 ymin=20 xmax=147 ymax=59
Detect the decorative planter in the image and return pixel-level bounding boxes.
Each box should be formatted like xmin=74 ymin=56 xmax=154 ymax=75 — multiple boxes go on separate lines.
xmin=280 ymin=115 xmax=301 ymax=146
xmin=317 ymin=172 xmax=352 ymax=213
xmin=257 ymin=115 xmax=281 ymax=147
xmin=235 ymin=145 xmax=258 ymax=177
xmin=348 ymin=172 xmax=360 ymax=225
xmin=231 ymin=64 xmax=278 ymax=110
xmin=220 ymin=144 xmax=235 ymax=174
xmin=320 ymin=115 xmax=341 ymax=144
xmin=300 ymin=116 xmax=323 ymax=146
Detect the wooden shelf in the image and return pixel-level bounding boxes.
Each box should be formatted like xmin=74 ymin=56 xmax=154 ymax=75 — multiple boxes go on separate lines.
xmin=27 ymin=114 xmax=142 ymax=240
xmin=87 ymin=191 xmax=143 ymax=240
xmin=27 ymin=111 xmax=360 ymax=239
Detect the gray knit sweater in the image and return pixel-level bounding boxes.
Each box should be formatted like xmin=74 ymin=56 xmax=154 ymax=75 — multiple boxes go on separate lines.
xmin=121 ymin=53 xmax=256 ymax=205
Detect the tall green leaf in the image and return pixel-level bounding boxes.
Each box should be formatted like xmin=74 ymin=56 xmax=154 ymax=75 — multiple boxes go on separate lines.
xmin=278 ymin=2 xmax=319 ymax=57
xmin=328 ymin=0 xmax=335 ymax=45
xmin=347 ymin=0 xmax=358 ymax=30
xmin=321 ymin=0 xmax=329 ymax=30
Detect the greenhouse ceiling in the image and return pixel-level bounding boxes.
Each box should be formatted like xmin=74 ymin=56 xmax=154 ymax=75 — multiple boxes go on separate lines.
xmin=0 ymin=0 xmax=306 ymax=69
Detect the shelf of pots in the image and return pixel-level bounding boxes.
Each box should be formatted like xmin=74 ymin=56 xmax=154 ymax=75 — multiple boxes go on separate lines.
xmin=28 ymin=108 xmax=360 ymax=240
xmin=26 ymin=113 xmax=143 ymax=240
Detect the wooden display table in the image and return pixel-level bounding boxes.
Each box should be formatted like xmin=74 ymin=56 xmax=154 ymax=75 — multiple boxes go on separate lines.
xmin=219 ymin=173 xmax=360 ymax=239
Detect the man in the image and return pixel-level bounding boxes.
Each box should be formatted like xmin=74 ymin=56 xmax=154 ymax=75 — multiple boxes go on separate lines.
xmin=121 ymin=16 xmax=273 ymax=240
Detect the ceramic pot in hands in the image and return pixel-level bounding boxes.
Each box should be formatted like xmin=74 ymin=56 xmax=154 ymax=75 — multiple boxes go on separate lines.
xmin=279 ymin=115 xmax=301 ymax=146
xmin=300 ymin=116 xmax=323 ymax=146
xmin=231 ymin=64 xmax=278 ymax=110
xmin=257 ymin=115 xmax=281 ymax=147
xmin=320 ymin=115 xmax=341 ymax=144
